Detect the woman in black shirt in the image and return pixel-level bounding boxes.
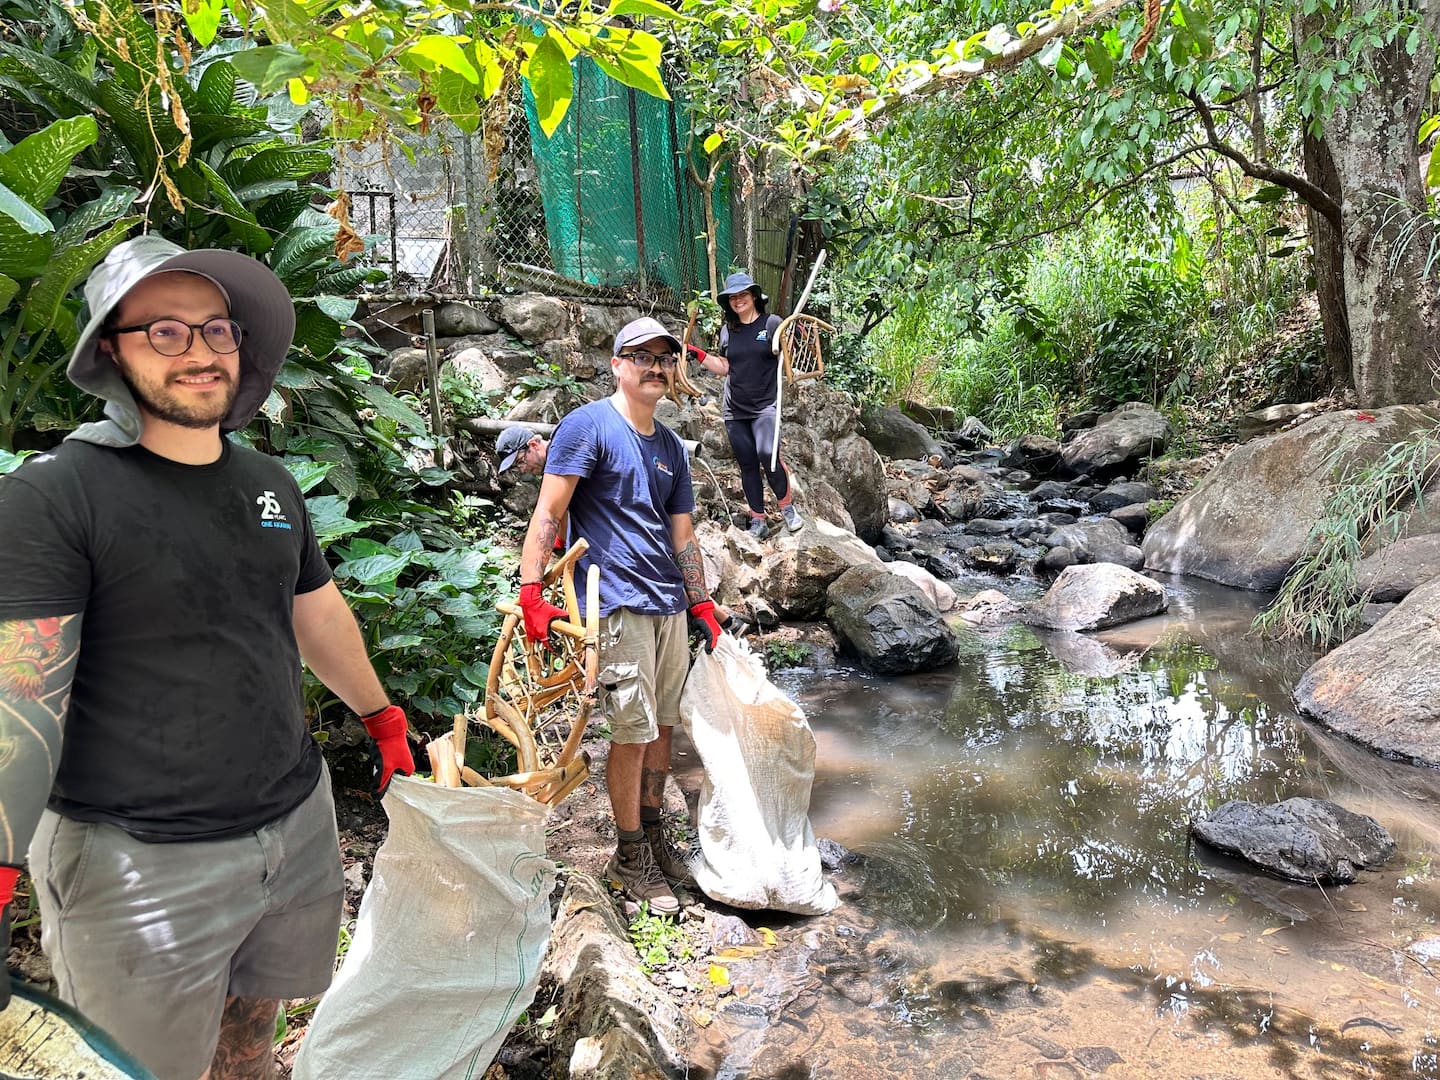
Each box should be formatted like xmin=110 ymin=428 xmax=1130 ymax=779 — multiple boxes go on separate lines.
xmin=710 ymin=272 xmax=804 ymax=537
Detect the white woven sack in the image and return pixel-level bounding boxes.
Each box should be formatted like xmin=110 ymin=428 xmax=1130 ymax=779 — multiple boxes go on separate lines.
xmin=679 ymin=634 xmax=837 ymax=915
xmin=293 ymin=777 xmax=554 ymax=1080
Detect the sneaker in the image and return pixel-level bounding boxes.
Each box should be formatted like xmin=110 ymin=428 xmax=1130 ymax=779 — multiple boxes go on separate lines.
xmin=746 ymin=516 xmax=769 ymax=538
xmin=781 ymin=504 xmax=804 ymax=533
xmin=644 ymin=821 xmax=696 ymax=886
xmin=605 ymin=840 xmax=679 ymax=915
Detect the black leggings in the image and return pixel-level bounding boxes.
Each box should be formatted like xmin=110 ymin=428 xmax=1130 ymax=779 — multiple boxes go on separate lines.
xmin=725 ymin=411 xmax=790 ymax=515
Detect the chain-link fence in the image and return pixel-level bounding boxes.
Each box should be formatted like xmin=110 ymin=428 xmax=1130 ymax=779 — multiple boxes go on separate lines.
xmin=344 ymin=64 xmax=731 ymax=305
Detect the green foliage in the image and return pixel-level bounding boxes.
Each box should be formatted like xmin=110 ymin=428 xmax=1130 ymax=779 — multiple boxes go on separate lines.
xmin=627 ymin=903 xmax=691 ymax=972
xmin=1252 ymin=428 xmax=1440 ymax=645
xmin=761 ymin=637 xmax=810 ymax=670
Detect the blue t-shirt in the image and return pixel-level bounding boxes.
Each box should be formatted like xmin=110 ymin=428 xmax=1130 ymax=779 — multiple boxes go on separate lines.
xmin=545 ymin=399 xmax=695 ymax=617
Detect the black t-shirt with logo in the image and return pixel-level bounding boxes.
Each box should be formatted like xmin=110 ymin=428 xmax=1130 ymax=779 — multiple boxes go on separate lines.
xmin=0 ymin=439 xmax=331 ymax=841
xmin=720 ymin=313 xmax=784 ymax=421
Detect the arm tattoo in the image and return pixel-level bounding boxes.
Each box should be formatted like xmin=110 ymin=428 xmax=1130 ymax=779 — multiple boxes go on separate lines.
xmin=211 ymin=996 xmax=280 ymax=1079
xmin=524 ymin=513 xmax=562 ymax=582
xmin=674 ymin=540 xmax=707 ymax=606
xmin=641 ymin=766 xmax=666 ymax=803
xmin=0 ymin=615 xmax=80 ymax=865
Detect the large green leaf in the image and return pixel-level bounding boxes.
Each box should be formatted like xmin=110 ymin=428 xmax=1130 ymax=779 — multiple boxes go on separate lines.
xmin=229 ymin=147 xmax=333 ymax=189
xmin=0 ymin=115 xmax=98 ymax=204
xmin=196 ymin=58 xmax=238 ymax=114
xmin=192 ymin=160 xmax=273 ymax=253
xmin=189 ymin=113 xmax=271 ymax=152
xmin=23 ymin=217 xmax=141 ymax=346
xmin=406 ymin=35 xmax=479 ymax=83
xmin=52 ymin=186 xmax=140 ymax=249
xmin=271 ymin=224 xmax=339 ymax=282
xmin=292 ymin=304 xmax=343 ymax=359
xmin=0 ymin=179 xmax=50 ymax=235
xmin=180 ymin=0 xmax=225 ymax=47
xmin=91 ymin=0 xmax=161 ymax=90
xmin=354 ymin=380 xmax=428 ymax=434
xmin=526 ymin=32 xmax=574 ymax=138
xmin=94 ymin=80 xmax=161 ymax=179
xmin=0 ymin=42 xmax=101 ymax=115
xmin=255 ymin=188 xmax=315 ymax=233
xmin=0 ymin=272 xmax=19 ymax=313
xmin=231 ymin=45 xmax=310 ymax=95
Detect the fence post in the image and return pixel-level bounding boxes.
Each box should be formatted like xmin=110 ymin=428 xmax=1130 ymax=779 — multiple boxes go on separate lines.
xmin=421 ymin=308 xmax=446 ymax=436
xmin=626 ymin=86 xmax=648 ymax=293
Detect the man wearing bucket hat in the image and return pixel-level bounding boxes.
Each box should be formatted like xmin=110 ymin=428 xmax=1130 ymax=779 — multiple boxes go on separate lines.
xmin=516 ymin=316 xmax=727 ymax=916
xmin=703 ymin=270 xmax=804 ymax=539
xmin=0 ymin=235 xmax=414 ymax=1078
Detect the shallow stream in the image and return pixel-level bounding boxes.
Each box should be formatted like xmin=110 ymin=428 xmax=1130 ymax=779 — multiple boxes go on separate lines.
xmin=690 ymin=576 xmax=1440 ymax=1079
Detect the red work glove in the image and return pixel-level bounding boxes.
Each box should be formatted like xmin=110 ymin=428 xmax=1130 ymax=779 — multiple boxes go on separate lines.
xmin=361 ymin=705 xmax=414 ymax=796
xmin=0 ymin=864 xmax=19 ymax=1010
xmin=519 ymin=582 xmax=568 ymax=645
xmin=686 ymin=343 xmax=709 ymax=363
xmin=688 ymin=599 xmax=726 ymax=653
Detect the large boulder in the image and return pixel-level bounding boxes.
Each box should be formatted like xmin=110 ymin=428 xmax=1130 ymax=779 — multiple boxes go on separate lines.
xmin=1144 ymin=405 xmax=1440 ymax=590
xmin=1191 ymin=798 xmax=1395 ymax=884
xmin=700 ymin=518 xmax=883 ymax=622
xmin=497 ymin=294 xmax=570 ymax=344
xmin=1000 ymin=434 xmax=1061 ymax=476
xmin=858 ymin=404 xmax=947 ymax=464
xmin=1354 ymin=533 xmax=1440 ymax=602
xmin=780 ymin=384 xmax=886 ymax=542
xmin=825 ymin=563 xmax=958 ymax=674
xmin=432 ymin=301 xmax=499 ymax=337
xmin=1059 ymin=402 xmax=1170 ymax=478
xmin=1295 ymin=575 xmax=1440 ymax=763
xmin=1040 ymin=518 xmax=1144 ymax=569
xmin=1025 ymin=563 xmax=1168 ymax=631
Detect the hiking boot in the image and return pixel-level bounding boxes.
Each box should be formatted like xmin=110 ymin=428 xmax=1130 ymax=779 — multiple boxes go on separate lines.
xmin=746 ymin=516 xmax=769 ymax=538
xmin=781 ymin=504 xmax=804 ymax=532
xmin=644 ymin=821 xmax=696 ymax=886
xmin=605 ymin=839 xmax=679 ymax=915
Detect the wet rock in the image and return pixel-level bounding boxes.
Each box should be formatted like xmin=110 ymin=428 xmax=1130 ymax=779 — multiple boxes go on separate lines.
xmin=1295 ymin=575 xmax=1440 ymax=763
xmin=882 ymin=560 xmax=958 ymax=612
xmin=1108 ymin=504 xmax=1149 ymax=535
xmin=859 ymin=403 xmax=948 ymax=464
xmin=966 ymin=517 xmax=1016 ymax=537
xmin=710 ymin=914 xmax=763 ymax=950
xmin=1001 ymin=434 xmax=1062 ymax=476
xmin=1031 ymin=480 xmax=1074 ymax=501
xmin=888 ymin=497 xmax=920 ymax=523
xmin=1038 ymin=546 xmax=1076 ymax=574
xmin=1020 ymin=1031 xmax=1068 ymax=1059
xmin=1059 ymin=403 xmax=1170 ymax=479
xmin=826 ymin=563 xmax=959 ymax=675
xmin=1354 ymin=533 xmax=1440 ymax=602
xmin=1143 ymin=405 xmax=1440 ymax=590
xmin=957 ymin=589 xmax=1024 ymax=627
xmin=817 ymin=838 xmax=861 ymax=871
xmin=1042 ymin=518 xmax=1144 ymax=570
xmin=964 ymin=542 xmax=1018 ymax=574
xmin=1191 ymin=797 xmax=1395 ymax=883
xmin=1073 ymin=1046 xmax=1124 ymax=1072
xmin=953 ymin=415 xmax=993 ymax=449
xmin=940 ymin=479 xmax=1005 ymax=523
xmin=1061 ymin=409 xmax=1102 ymax=434
xmin=901 ymin=399 xmax=955 ymax=430
xmin=1089 ymin=480 xmax=1157 ymax=513
xmin=831 ymin=972 xmax=876 ymax=1005
xmin=1026 ymin=563 xmax=1168 ymax=632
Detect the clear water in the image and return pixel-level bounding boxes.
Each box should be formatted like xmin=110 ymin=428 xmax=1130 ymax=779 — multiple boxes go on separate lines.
xmin=689 ymin=576 xmax=1440 ymax=1079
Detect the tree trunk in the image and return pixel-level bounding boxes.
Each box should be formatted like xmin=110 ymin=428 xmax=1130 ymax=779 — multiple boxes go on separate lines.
xmin=1320 ymin=0 xmax=1440 ymax=407
xmin=1301 ymin=128 xmax=1351 ymax=389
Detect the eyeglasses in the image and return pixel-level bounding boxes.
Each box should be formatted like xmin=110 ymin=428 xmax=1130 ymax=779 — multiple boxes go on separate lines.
xmin=619 ymin=350 xmax=679 ymax=370
xmin=110 ymin=318 xmax=244 ymax=357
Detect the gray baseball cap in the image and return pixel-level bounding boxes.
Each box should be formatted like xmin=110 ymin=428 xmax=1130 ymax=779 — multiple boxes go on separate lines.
xmin=495 ymin=426 xmax=535 ymax=472
xmin=68 ymin=234 xmax=296 ymax=437
xmin=613 ymin=316 xmax=681 ymax=356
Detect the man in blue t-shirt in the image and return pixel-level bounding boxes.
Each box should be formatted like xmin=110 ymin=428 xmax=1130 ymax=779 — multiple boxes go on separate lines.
xmin=517 ymin=317 xmax=727 ymax=915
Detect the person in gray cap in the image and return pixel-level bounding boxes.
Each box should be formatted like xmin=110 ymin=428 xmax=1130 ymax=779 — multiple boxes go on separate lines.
xmin=702 ymin=270 xmax=804 ymax=539
xmin=0 ymin=235 xmax=414 ymax=1078
xmin=496 ymin=425 xmax=548 ymax=475
xmin=516 ymin=316 xmax=728 ymax=916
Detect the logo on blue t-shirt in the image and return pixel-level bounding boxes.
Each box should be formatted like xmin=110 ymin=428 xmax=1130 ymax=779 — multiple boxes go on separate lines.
xmin=652 ymin=455 xmax=672 ymax=476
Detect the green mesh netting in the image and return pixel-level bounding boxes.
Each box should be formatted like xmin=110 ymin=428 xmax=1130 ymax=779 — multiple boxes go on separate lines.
xmin=523 ymin=60 xmax=730 ymax=299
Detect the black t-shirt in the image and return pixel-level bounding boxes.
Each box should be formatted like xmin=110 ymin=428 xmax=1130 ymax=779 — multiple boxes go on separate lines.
xmin=720 ymin=313 xmax=784 ymax=420
xmin=0 ymin=439 xmax=331 ymax=841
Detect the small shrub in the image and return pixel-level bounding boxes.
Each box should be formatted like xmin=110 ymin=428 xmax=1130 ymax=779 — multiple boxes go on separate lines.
xmin=627 ymin=903 xmax=692 ymax=972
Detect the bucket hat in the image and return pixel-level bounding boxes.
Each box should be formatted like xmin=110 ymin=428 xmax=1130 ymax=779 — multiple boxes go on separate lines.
xmin=67 ymin=235 xmax=296 ymax=443
xmin=717 ymin=271 xmax=768 ymax=309
xmin=613 ymin=316 xmax=681 ymax=356
xmin=495 ymin=426 xmax=536 ymax=473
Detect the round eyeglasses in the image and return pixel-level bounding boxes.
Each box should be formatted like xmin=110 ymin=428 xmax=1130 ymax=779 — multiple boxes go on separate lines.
xmin=620 ymin=350 xmax=679 ymax=369
xmin=110 ymin=317 xmax=244 ymax=357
